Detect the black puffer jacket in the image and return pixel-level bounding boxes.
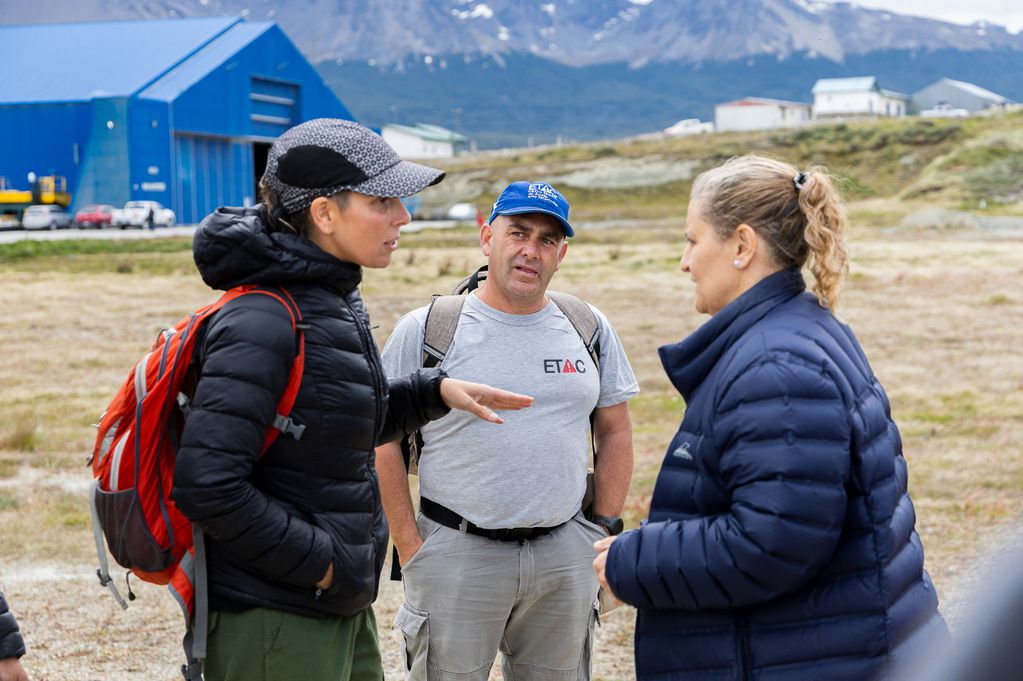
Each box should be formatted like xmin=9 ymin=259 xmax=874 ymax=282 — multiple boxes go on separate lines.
xmin=172 ymin=206 xmax=448 ymax=618
xmin=0 ymin=590 xmax=25 ymax=660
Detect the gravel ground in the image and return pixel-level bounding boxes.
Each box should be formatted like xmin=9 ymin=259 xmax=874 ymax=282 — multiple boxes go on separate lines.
xmin=4 ymin=528 xmax=1017 ymax=681
xmin=1 ymin=557 xmax=635 ymax=681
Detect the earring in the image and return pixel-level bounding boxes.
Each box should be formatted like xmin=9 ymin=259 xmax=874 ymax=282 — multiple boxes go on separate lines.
xmin=733 ymin=259 xmax=741 ymax=268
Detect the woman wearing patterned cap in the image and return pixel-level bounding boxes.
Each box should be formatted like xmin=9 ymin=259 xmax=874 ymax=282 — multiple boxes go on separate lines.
xmin=593 ymin=155 xmax=947 ymax=680
xmin=172 ymin=118 xmax=532 ymax=681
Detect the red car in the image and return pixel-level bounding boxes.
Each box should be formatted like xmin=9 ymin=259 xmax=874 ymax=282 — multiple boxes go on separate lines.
xmin=74 ymin=204 xmax=114 ymax=228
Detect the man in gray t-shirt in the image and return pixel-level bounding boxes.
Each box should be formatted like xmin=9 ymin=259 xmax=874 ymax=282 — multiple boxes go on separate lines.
xmin=377 ymin=181 xmax=638 ymax=681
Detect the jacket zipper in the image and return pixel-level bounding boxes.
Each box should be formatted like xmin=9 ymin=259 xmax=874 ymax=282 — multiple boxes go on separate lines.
xmin=344 ymin=295 xmax=386 ymax=560
xmin=342 ymin=295 xmax=384 ymax=437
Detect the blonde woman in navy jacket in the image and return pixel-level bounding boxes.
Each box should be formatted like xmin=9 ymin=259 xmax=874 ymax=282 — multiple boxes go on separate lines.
xmin=594 ymin=156 xmax=947 ymax=681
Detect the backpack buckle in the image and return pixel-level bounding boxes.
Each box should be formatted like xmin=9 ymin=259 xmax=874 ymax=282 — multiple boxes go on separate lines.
xmin=181 ymin=660 xmax=204 ymax=681
xmin=272 ymin=414 xmax=305 ymax=440
xmin=176 ymin=392 xmax=191 ymax=417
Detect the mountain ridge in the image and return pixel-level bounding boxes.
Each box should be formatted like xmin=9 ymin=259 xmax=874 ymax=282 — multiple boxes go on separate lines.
xmin=4 ymin=0 xmax=1021 ymax=148
xmin=3 ymin=0 xmax=1021 ymax=66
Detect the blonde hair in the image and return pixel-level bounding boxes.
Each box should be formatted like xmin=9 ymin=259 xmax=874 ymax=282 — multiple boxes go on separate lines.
xmin=690 ymin=155 xmax=849 ymax=310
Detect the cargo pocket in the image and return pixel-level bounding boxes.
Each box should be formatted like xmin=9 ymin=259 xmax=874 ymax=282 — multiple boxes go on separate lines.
xmin=394 ymin=602 xmax=430 ymax=679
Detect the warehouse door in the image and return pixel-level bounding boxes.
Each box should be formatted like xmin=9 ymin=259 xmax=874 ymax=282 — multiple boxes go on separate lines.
xmin=174 ymin=135 xmax=253 ymax=224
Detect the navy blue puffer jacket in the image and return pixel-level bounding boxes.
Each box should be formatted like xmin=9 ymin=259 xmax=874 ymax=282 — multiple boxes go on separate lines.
xmin=172 ymin=206 xmax=448 ymax=619
xmin=606 ymin=268 xmax=947 ymax=681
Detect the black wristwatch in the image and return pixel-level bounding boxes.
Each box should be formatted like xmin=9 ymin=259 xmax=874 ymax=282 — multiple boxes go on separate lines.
xmin=588 ymin=513 xmax=624 ymax=535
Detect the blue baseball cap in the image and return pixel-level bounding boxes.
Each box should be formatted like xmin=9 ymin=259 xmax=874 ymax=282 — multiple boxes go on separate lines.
xmin=487 ymin=181 xmax=574 ymax=237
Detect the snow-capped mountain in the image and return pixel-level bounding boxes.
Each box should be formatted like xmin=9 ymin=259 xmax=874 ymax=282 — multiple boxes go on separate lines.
xmin=3 ymin=0 xmax=1021 ymax=66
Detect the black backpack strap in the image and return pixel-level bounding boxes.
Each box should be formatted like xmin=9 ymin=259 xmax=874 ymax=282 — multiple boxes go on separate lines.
xmin=452 ymin=265 xmax=488 ymax=295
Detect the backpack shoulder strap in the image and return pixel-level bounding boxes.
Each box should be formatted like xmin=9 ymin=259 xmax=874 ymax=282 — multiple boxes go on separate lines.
xmin=546 ymin=290 xmax=601 ymax=373
xmin=222 ymin=286 xmax=307 ymax=451
xmin=546 ymin=291 xmax=603 ymax=511
xmin=420 ymin=264 xmax=488 ymax=367
xmin=422 ymin=294 xmax=467 ymax=368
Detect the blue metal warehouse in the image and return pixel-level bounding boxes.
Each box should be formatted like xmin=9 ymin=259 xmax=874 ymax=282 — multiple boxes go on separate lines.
xmin=0 ymin=17 xmax=354 ymax=224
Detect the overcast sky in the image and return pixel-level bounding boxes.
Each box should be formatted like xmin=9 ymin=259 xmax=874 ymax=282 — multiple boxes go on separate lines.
xmin=824 ymin=1 xmax=1023 ymax=32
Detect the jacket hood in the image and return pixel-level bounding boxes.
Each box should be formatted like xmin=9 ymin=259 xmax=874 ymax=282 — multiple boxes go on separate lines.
xmin=658 ymin=267 xmax=806 ymax=401
xmin=193 ymin=205 xmax=362 ymax=293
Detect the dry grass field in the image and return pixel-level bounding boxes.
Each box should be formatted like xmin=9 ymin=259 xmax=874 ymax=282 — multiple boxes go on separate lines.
xmin=0 ymin=220 xmax=1021 ymax=680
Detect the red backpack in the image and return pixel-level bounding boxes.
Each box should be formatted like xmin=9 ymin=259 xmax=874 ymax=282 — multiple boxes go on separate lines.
xmin=88 ymin=285 xmax=306 ymax=680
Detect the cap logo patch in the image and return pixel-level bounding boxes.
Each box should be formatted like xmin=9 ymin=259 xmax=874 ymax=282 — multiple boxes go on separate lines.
xmin=527 ymin=182 xmax=561 ymax=206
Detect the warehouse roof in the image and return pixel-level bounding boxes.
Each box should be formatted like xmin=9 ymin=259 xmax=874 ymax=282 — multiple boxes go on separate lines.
xmin=936 ymin=78 xmax=1009 ymax=104
xmin=0 ymin=17 xmax=247 ymax=104
xmin=812 ymin=77 xmax=878 ymax=94
xmin=384 ymin=123 xmax=468 ymax=143
xmin=138 ymin=21 xmax=275 ymax=102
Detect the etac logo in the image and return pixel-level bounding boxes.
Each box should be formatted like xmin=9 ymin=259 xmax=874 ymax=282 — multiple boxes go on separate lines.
xmin=544 ymin=359 xmax=587 ymax=374
xmin=527 ymin=182 xmax=561 ymax=206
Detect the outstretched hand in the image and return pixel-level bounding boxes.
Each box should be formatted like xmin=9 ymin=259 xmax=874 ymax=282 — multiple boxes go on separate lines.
xmin=439 ymin=377 xmax=533 ymax=424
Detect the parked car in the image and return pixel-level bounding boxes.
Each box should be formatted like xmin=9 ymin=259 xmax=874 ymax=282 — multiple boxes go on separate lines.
xmin=663 ymin=118 xmax=714 ymax=136
xmin=74 ymin=204 xmax=115 ymax=228
xmin=113 ymin=200 xmax=176 ymax=228
xmin=22 ymin=204 xmax=72 ymax=230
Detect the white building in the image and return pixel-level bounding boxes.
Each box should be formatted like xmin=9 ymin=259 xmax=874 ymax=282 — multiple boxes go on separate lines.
xmin=381 ymin=123 xmax=467 ymax=159
xmin=812 ymin=77 xmax=908 ymax=119
xmin=714 ymin=97 xmax=812 ymax=132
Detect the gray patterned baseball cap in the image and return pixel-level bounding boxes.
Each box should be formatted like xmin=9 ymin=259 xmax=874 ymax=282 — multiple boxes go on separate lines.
xmin=262 ymin=118 xmax=445 ymax=214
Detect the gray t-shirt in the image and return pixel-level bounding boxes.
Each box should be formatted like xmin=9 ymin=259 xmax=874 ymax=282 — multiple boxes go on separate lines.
xmin=380 ymin=291 xmax=639 ymax=528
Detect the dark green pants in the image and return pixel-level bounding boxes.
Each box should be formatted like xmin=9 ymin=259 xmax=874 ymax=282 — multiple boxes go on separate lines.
xmin=203 ymin=607 xmax=383 ymax=681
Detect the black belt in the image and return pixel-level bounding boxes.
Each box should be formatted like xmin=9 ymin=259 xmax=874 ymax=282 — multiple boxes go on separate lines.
xmin=420 ymin=497 xmax=565 ymax=542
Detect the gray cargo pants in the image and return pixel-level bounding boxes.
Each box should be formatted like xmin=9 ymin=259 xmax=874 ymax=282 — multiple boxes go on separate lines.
xmin=393 ymin=510 xmax=606 ymax=680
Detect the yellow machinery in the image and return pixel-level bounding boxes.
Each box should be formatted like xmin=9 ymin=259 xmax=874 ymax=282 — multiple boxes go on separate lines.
xmin=0 ymin=175 xmax=72 ymax=225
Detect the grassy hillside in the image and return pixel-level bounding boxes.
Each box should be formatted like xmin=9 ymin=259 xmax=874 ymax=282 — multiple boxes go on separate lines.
xmin=415 ymin=110 xmax=1023 ymax=226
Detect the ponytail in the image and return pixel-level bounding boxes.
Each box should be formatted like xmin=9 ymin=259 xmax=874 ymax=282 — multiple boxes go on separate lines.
xmin=259 ymin=182 xmax=311 ymax=237
xmin=797 ymin=168 xmax=848 ymax=311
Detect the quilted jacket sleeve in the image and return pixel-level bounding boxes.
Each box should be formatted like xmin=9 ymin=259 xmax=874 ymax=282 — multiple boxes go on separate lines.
xmin=172 ymin=295 xmax=332 ymax=589
xmin=0 ymin=590 xmax=25 ymax=660
xmin=377 ymin=368 xmax=450 ymax=445
xmin=607 ymin=355 xmax=852 ymax=610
